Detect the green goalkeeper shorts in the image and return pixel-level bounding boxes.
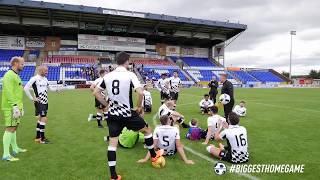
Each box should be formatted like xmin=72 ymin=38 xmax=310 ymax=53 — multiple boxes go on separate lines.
xmin=3 ymin=110 xmax=20 ymax=127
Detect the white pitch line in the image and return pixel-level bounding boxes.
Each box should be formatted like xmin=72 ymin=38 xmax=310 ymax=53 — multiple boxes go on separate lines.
xmin=183 ymin=146 xmax=259 ymax=180
xmin=151 ymin=105 xmax=260 ymax=180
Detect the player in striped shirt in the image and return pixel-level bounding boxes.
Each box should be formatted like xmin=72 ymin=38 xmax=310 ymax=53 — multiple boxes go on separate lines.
xmin=207 ymin=112 xmax=249 ymax=164
xmin=168 ymin=71 xmax=181 ymax=104
xmin=24 ymin=65 xmax=56 ymax=144
xmin=94 ymin=52 xmax=162 ymax=180
xmin=156 ymin=73 xmax=170 ymax=104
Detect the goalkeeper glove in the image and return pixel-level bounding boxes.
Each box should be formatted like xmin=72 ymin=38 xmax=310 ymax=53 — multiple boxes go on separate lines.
xmin=12 ymin=105 xmax=21 ymax=119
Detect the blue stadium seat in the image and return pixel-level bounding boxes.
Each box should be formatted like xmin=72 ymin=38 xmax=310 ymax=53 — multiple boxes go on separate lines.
xmin=248 ymin=70 xmax=284 ymax=83
xmin=47 ymin=66 xmax=60 ymax=81
xmin=181 ymin=57 xmax=216 ymax=67
xmin=143 ymin=67 xmax=188 ymax=81
xmin=0 ymin=49 xmax=24 ymax=62
xmin=29 ymin=50 xmax=40 ymax=57
xmin=232 ymin=71 xmax=258 ymax=83
xmin=186 ymin=69 xmax=234 ymax=82
xmin=0 ymin=65 xmax=35 ymax=81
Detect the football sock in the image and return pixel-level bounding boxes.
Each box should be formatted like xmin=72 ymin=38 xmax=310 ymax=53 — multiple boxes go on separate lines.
xmin=103 ymin=112 xmax=108 ymax=121
xmin=96 ymin=113 xmax=102 ymax=126
xmin=11 ymin=131 xmax=19 ymax=152
xmin=2 ymin=131 xmax=12 ymax=158
xmin=36 ymin=121 xmax=41 ymax=139
xmin=39 ymin=121 xmax=46 ymax=140
xmin=177 ymin=117 xmax=184 ymax=124
xmin=107 ymin=146 xmax=118 ymax=179
xmin=144 ymin=134 xmax=157 ymax=158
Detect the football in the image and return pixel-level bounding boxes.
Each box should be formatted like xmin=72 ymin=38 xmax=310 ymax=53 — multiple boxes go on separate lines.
xmin=151 ymin=156 xmax=166 ymax=168
xmin=214 ymin=162 xmax=227 ymax=175
xmin=219 ymin=94 xmax=231 ymax=105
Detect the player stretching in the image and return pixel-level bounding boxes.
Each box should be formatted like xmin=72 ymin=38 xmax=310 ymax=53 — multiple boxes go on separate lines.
xmin=24 ymin=65 xmax=55 ymax=144
xmin=94 ymin=52 xmax=162 ymax=180
xmin=156 ymin=73 xmax=170 ymax=104
xmin=168 ymin=71 xmax=181 ymax=104
xmin=2 ymin=57 xmax=27 ymax=161
xmin=89 ymin=69 xmax=107 ymax=128
xmin=137 ymin=115 xmax=194 ymax=164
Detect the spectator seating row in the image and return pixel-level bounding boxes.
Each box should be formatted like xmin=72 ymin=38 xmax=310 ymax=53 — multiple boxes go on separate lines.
xmin=131 ymin=58 xmax=175 ymax=66
xmin=44 ymin=56 xmax=97 ymax=64
xmin=0 ymin=49 xmax=24 ymax=62
xmin=143 ymin=67 xmax=188 ymax=81
xmin=0 ymin=65 xmax=35 ymax=81
xmin=248 ymin=70 xmax=284 ymax=83
xmin=181 ymin=57 xmax=216 ymax=67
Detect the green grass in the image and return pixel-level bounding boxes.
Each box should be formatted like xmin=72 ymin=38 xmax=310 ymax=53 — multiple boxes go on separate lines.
xmin=0 ymin=88 xmax=320 ymax=180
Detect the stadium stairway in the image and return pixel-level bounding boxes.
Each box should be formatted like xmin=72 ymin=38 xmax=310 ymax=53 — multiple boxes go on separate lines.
xmin=134 ymin=67 xmax=145 ymax=84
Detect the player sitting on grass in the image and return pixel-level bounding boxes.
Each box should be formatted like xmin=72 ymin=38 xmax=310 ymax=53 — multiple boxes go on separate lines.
xmin=88 ymin=69 xmax=107 ymax=128
xmin=202 ymin=106 xmax=227 ymax=145
xmin=158 ymin=100 xmax=189 ymax=128
xmin=233 ymin=101 xmax=247 ymax=117
xmin=186 ymin=118 xmax=206 ymax=140
xmin=142 ymin=85 xmax=152 ymax=113
xmin=137 ymin=115 xmax=194 ymax=165
xmin=206 ymin=112 xmax=249 ymax=164
xmin=199 ymin=94 xmax=214 ymax=114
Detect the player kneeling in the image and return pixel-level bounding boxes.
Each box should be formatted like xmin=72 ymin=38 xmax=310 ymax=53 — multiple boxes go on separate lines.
xmin=137 ymin=115 xmax=194 ymax=165
xmin=206 ymin=112 xmax=249 ymax=164
xmin=233 ymin=101 xmax=247 ymax=117
xmin=199 ymin=94 xmax=214 ymax=114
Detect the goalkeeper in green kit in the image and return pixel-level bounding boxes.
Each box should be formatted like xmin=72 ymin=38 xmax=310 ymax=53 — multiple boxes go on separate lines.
xmin=2 ymin=57 xmax=27 ymax=162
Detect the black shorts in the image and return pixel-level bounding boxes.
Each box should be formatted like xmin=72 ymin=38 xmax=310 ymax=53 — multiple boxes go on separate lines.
xmin=219 ymin=149 xmax=232 ymax=163
xmin=170 ymin=92 xmax=179 ymax=100
xmin=107 ymin=111 xmax=147 ymax=137
xmin=160 ymin=91 xmax=170 ymax=100
xmin=144 ymin=105 xmax=152 ymax=112
xmin=34 ymin=102 xmax=48 ymax=117
xmin=200 ymin=107 xmax=209 ymax=113
xmin=95 ymin=98 xmax=106 ymax=109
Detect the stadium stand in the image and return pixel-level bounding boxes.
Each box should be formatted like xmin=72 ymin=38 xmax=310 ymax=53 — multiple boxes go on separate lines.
xmin=143 ymin=67 xmax=188 ymax=81
xmin=131 ymin=58 xmax=175 ymax=66
xmin=29 ymin=50 xmax=40 ymax=57
xmin=248 ymin=70 xmax=284 ymax=83
xmin=181 ymin=57 xmax=216 ymax=67
xmin=0 ymin=65 xmax=35 ymax=81
xmin=47 ymin=66 xmax=60 ymax=81
xmin=231 ymin=70 xmax=258 ymax=83
xmin=0 ymin=49 xmax=24 ymax=62
xmin=185 ymin=69 xmax=236 ymax=82
xmin=44 ymin=56 xmax=97 ymax=64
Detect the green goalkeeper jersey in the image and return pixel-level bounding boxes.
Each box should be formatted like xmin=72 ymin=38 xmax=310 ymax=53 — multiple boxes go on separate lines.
xmin=1 ymin=69 xmax=24 ymax=110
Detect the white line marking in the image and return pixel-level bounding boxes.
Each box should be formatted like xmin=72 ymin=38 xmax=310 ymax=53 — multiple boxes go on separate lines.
xmin=151 ymin=104 xmax=260 ymax=180
xmin=184 ymin=146 xmax=259 ymax=180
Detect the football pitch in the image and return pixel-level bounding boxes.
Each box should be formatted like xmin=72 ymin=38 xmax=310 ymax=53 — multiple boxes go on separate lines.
xmin=0 ymin=87 xmax=319 ymax=180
